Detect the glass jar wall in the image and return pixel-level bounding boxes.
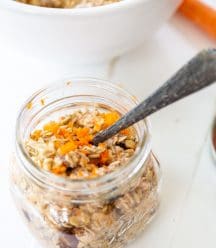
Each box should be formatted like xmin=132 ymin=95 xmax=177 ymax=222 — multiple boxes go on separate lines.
xmin=11 ymin=78 xmax=161 ymax=248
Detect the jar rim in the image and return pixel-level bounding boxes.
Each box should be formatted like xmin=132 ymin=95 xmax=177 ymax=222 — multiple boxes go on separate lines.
xmin=15 ymin=77 xmax=152 ymax=195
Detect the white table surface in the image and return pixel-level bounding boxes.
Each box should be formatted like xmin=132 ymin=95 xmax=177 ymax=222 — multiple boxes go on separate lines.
xmin=0 ymin=12 xmax=216 ymax=248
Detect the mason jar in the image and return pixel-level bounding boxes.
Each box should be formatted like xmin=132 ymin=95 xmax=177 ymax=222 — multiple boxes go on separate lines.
xmin=10 ymin=78 xmax=161 ymax=248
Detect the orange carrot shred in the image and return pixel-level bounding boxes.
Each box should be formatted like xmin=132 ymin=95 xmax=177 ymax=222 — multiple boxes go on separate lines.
xmin=59 ymin=141 xmax=77 ymax=155
xmin=100 ymin=150 xmax=109 ymax=164
xmin=74 ymin=127 xmax=93 ymax=145
xmin=75 ymin=127 xmax=89 ymax=138
xmin=57 ymin=128 xmax=71 ymax=139
xmin=30 ymin=130 xmax=42 ymax=141
xmin=43 ymin=121 xmax=59 ymax=134
xmin=52 ymin=166 xmax=66 ymax=174
xmin=120 ymin=128 xmax=130 ymax=135
xmin=54 ymin=140 xmax=62 ymax=149
xmin=102 ymin=111 xmax=120 ymax=128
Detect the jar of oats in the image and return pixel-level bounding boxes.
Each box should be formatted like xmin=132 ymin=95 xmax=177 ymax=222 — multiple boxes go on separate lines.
xmin=11 ymin=78 xmax=161 ymax=248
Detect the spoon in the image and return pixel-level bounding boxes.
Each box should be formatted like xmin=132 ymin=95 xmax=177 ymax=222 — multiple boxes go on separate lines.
xmin=93 ymin=48 xmax=216 ymax=145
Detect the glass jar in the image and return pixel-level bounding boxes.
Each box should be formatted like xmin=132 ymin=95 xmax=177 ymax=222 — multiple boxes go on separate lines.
xmin=11 ymin=78 xmax=161 ymax=248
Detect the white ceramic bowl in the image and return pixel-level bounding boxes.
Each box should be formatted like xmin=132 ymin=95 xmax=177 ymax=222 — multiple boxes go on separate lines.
xmin=0 ymin=0 xmax=182 ymax=64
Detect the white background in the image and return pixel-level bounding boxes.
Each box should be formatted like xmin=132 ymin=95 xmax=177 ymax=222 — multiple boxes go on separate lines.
xmin=0 ymin=11 xmax=216 ymax=248
xmin=203 ymin=0 xmax=216 ymax=9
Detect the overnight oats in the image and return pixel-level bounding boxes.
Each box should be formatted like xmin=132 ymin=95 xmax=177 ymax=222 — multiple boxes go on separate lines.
xmin=11 ymin=78 xmax=161 ymax=248
xmin=16 ymin=0 xmax=120 ymax=8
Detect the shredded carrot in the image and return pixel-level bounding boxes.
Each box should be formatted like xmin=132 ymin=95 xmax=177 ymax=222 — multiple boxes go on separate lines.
xmin=52 ymin=166 xmax=66 ymax=174
xmin=59 ymin=141 xmax=77 ymax=155
xmin=27 ymin=102 xmax=33 ymax=110
xmin=74 ymin=127 xmax=93 ymax=145
xmin=100 ymin=150 xmax=109 ymax=164
xmin=93 ymin=122 xmax=102 ymax=132
xmin=40 ymin=99 xmax=45 ymax=106
xmin=92 ymin=166 xmax=98 ymax=176
xmin=57 ymin=128 xmax=72 ymax=139
xmin=120 ymin=128 xmax=130 ymax=135
xmin=98 ymin=143 xmax=106 ymax=149
xmin=77 ymin=136 xmax=93 ymax=146
xmin=102 ymin=111 xmax=120 ymax=128
xmin=30 ymin=130 xmax=42 ymax=141
xmin=54 ymin=140 xmax=62 ymax=149
xmin=43 ymin=121 xmax=59 ymax=134
xmin=77 ymin=170 xmax=84 ymax=177
xmin=75 ymin=127 xmax=90 ymax=138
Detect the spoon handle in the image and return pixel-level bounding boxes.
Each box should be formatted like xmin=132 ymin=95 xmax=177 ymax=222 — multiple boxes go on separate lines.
xmin=93 ymin=49 xmax=216 ymax=145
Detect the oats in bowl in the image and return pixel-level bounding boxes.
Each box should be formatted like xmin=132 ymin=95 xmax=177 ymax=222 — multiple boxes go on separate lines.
xmin=16 ymin=0 xmax=120 ymax=8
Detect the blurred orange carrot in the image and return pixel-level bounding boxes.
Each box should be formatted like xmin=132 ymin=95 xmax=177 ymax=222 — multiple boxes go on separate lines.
xmin=179 ymin=0 xmax=216 ymax=39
